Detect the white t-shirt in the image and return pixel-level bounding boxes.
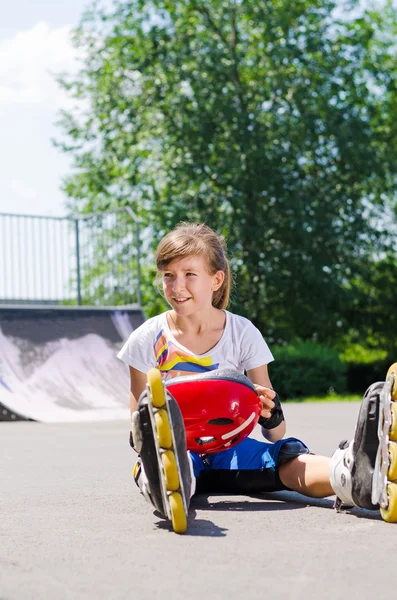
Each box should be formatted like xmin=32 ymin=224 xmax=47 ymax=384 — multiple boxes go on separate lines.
xmin=117 ymin=310 xmax=274 ymax=382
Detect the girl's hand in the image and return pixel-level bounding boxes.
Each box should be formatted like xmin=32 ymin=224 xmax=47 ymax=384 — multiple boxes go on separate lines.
xmin=253 ymin=384 xmax=276 ymax=419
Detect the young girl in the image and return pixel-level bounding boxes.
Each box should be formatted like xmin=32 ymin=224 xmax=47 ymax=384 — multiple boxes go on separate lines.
xmin=118 ymin=222 xmax=394 ymax=531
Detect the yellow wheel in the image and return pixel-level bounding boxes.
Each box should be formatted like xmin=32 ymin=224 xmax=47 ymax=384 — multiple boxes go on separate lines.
xmin=147 ymin=368 xmax=166 ymax=408
xmin=380 ymin=482 xmax=397 ymax=523
xmin=390 ymin=403 xmax=397 ymax=442
xmin=162 ymin=450 xmax=180 ymax=491
xmin=387 ymin=442 xmax=397 ymax=481
xmin=154 ymin=409 xmax=172 ymax=449
xmin=169 ymin=492 xmax=187 ymax=534
xmin=386 ymin=363 xmax=397 ymax=401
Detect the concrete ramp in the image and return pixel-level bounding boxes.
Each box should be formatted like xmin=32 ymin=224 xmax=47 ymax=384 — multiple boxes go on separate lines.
xmin=0 ymin=305 xmax=144 ymax=422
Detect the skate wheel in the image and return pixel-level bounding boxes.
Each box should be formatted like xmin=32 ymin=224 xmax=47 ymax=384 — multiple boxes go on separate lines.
xmin=380 ymin=482 xmax=397 ymax=523
xmin=390 ymin=403 xmax=397 ymax=442
xmin=162 ymin=450 xmax=180 ymax=491
xmin=387 ymin=442 xmax=397 ymax=481
xmin=169 ymin=492 xmax=187 ymax=534
xmin=155 ymin=409 xmax=172 ymax=449
xmin=147 ymin=368 xmax=166 ymax=408
xmin=386 ymin=363 xmax=397 ymax=401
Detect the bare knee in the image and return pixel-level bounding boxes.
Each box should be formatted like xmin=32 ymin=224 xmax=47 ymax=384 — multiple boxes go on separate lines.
xmin=279 ymin=454 xmax=333 ymax=498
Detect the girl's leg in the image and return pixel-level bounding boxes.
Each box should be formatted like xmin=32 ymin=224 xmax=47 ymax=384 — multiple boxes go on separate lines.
xmin=196 ymin=437 xmax=315 ymax=495
xmin=278 ymin=454 xmax=334 ymax=498
xmin=279 ymin=380 xmax=389 ymax=506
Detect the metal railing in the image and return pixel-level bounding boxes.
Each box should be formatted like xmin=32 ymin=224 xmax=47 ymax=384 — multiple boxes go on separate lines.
xmin=0 ymin=208 xmax=141 ymax=306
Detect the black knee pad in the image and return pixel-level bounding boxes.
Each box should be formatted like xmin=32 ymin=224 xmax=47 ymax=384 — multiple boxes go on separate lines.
xmin=277 ymin=440 xmax=310 ymax=465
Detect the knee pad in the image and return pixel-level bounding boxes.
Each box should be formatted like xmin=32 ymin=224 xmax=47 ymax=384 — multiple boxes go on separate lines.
xmin=278 ymin=440 xmax=310 ymax=465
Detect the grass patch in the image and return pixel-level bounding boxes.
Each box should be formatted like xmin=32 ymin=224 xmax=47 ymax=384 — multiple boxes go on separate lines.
xmin=287 ymin=394 xmax=361 ymax=403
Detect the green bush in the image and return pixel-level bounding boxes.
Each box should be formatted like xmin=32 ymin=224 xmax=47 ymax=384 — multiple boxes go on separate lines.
xmin=340 ymin=344 xmax=390 ymax=394
xmin=269 ymin=340 xmax=347 ymax=400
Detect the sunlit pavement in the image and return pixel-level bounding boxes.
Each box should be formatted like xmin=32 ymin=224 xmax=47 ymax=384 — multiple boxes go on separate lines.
xmin=2 ymin=402 xmax=397 ymax=600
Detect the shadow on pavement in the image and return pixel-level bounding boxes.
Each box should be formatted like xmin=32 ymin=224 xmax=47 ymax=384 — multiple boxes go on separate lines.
xmin=153 ymin=490 xmax=387 ymax=535
xmin=338 ymin=506 xmax=384 ymax=522
xmin=192 ymin=490 xmax=336 ymax=512
xmin=154 ymin=510 xmax=228 ymax=537
xmin=272 ymin=491 xmax=386 ymax=522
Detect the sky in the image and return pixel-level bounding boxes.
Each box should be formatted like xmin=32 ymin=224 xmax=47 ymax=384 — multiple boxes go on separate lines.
xmin=0 ymin=0 xmax=114 ymax=218
xmin=0 ymin=0 xmax=391 ymax=220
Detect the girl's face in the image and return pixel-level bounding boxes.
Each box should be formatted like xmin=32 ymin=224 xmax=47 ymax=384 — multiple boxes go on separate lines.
xmin=161 ymin=254 xmax=224 ymax=315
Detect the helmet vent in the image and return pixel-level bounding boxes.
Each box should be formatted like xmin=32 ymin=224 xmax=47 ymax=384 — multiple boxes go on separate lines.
xmin=195 ymin=436 xmax=216 ymax=445
xmin=207 ymin=418 xmax=234 ymax=425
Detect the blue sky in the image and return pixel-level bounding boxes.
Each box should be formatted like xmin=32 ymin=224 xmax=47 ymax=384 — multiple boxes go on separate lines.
xmin=0 ymin=0 xmax=113 ymax=217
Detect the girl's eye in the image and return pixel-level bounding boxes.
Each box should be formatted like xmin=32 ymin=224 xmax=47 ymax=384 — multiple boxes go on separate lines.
xmin=163 ymin=273 xmax=173 ymax=278
xmin=186 ymin=272 xmax=196 ymax=277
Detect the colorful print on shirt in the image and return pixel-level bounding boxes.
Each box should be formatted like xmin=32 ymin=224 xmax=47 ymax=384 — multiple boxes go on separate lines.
xmin=154 ymin=329 xmax=219 ymax=379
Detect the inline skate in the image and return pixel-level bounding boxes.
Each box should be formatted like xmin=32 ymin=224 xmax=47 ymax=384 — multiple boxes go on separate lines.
xmin=330 ymin=363 xmax=397 ymax=522
xmin=131 ymin=369 xmax=193 ymax=534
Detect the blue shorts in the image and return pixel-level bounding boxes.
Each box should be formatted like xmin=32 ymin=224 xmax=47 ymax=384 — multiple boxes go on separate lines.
xmin=190 ymin=436 xmax=310 ymax=494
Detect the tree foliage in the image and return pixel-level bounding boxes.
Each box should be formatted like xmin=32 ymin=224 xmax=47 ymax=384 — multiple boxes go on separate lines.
xmin=341 ymin=254 xmax=397 ymax=356
xmin=56 ymin=0 xmax=397 ymax=347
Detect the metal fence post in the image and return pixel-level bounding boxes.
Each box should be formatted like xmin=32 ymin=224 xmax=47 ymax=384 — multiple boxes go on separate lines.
xmin=74 ymin=218 xmax=82 ymax=306
xmin=123 ymin=206 xmax=142 ymax=307
xmin=135 ymin=219 xmax=142 ymax=307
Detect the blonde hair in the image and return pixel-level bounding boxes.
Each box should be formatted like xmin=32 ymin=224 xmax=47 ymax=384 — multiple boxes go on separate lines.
xmin=155 ymin=223 xmax=231 ymax=309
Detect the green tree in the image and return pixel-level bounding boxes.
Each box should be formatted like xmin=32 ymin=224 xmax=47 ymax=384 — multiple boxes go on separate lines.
xmin=341 ymin=254 xmax=397 ymax=356
xmin=56 ymin=0 xmax=397 ymax=344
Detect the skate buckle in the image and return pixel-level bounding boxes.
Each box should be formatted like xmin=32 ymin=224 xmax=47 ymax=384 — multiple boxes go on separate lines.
xmin=131 ymin=412 xmax=143 ymax=453
xmin=334 ymin=496 xmax=350 ymax=513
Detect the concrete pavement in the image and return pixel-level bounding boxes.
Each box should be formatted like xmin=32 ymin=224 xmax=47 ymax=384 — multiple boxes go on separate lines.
xmin=2 ymin=402 xmax=397 ymax=600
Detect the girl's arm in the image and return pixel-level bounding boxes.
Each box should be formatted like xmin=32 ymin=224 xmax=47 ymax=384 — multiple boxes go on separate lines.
xmin=246 ymin=364 xmax=286 ymax=442
xmin=129 ymin=366 xmax=148 ymax=416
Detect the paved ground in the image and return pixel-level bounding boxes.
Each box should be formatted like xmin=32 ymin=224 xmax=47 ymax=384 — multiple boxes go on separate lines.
xmin=2 ymin=402 xmax=397 ymax=600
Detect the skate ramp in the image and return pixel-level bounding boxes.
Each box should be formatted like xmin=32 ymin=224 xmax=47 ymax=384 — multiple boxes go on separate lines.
xmin=0 ymin=305 xmax=144 ymax=422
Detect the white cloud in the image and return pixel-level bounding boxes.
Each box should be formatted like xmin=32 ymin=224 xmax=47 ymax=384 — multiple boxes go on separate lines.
xmin=8 ymin=179 xmax=38 ymax=202
xmin=0 ymin=22 xmax=79 ymax=109
xmin=0 ymin=22 xmax=88 ymax=217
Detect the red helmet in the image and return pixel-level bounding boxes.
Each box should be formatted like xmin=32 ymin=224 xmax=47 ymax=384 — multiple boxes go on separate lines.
xmin=165 ymin=369 xmax=260 ymax=454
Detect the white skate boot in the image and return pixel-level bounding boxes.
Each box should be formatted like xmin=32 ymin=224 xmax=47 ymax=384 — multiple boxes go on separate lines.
xmin=330 ymin=363 xmax=397 ymax=522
